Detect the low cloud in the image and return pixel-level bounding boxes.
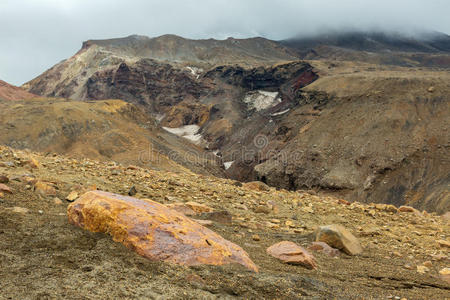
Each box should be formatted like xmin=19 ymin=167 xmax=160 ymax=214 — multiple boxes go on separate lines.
xmin=1 ymin=0 xmax=449 ymax=85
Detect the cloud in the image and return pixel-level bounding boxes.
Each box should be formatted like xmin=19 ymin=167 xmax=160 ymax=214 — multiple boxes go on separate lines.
xmin=1 ymin=0 xmax=449 ymax=85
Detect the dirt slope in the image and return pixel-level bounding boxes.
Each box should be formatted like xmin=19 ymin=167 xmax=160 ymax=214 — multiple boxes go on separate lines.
xmin=0 ymin=146 xmax=448 ymax=299
xmin=0 ymin=97 xmax=222 ymax=175
xmin=0 ymin=79 xmax=37 ymax=100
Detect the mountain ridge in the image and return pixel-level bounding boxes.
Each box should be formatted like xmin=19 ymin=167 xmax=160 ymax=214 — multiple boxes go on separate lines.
xmin=16 ymin=31 xmax=450 ymax=214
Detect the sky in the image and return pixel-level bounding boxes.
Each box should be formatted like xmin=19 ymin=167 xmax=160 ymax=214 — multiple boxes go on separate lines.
xmin=1 ymin=0 xmax=449 ymax=85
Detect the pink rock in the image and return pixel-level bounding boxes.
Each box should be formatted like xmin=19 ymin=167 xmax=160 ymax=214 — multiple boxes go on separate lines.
xmin=0 ymin=183 xmax=12 ymax=194
xmin=267 ymin=241 xmax=317 ymax=269
xmin=308 ymin=241 xmax=340 ymax=257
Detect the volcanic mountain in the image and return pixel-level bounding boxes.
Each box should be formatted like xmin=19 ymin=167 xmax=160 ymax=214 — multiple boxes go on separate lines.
xmin=19 ymin=32 xmax=450 ymax=214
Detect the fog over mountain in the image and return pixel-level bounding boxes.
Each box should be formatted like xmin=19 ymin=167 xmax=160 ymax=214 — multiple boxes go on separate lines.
xmin=1 ymin=0 xmax=450 ymax=85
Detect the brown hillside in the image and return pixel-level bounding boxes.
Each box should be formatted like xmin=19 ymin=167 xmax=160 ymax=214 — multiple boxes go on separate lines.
xmin=0 ymin=79 xmax=36 ymax=100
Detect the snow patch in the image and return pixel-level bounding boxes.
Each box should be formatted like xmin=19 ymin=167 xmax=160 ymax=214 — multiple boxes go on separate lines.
xmin=162 ymin=125 xmax=203 ymax=145
xmin=224 ymin=161 xmax=234 ymax=170
xmin=244 ymin=90 xmax=280 ymax=111
xmin=153 ymin=113 xmax=165 ymax=122
xmin=271 ymin=109 xmax=290 ymax=116
xmin=186 ymin=66 xmax=203 ymax=79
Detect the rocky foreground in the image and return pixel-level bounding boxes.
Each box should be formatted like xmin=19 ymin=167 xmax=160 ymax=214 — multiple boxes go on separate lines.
xmin=0 ymin=145 xmax=449 ymax=299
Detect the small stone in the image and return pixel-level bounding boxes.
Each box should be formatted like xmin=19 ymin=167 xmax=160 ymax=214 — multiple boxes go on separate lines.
xmin=423 ymin=261 xmax=432 ymax=268
xmin=338 ymin=199 xmax=350 ymax=205
xmin=285 ymin=220 xmax=295 ymax=227
xmin=66 ymin=191 xmax=79 ymax=202
xmin=428 ymin=86 xmax=435 ymax=93
xmin=404 ymin=263 xmax=414 ymax=270
xmin=0 ymin=183 xmax=12 ymax=194
xmin=417 ymin=265 xmax=429 ymax=274
xmin=431 ymin=254 xmax=447 ymax=261
xmin=265 ymin=221 xmax=280 ymax=229
xmin=254 ymin=205 xmax=271 ymax=214
xmin=436 ymin=240 xmax=450 ymax=248
xmin=166 ymin=203 xmax=196 ymax=216
xmin=267 ymin=200 xmax=279 ymax=213
xmin=315 ymin=224 xmax=363 ymax=255
xmin=252 ymin=234 xmax=261 ymax=241
xmin=194 ymin=219 xmax=213 ymax=226
xmin=242 ymin=181 xmax=270 ymax=192
xmin=375 ymin=203 xmax=398 ymax=213
xmin=34 ymin=181 xmax=57 ymax=196
xmin=267 ymin=241 xmax=317 ymax=269
xmin=26 ymin=157 xmax=40 ymax=169
xmin=302 ymin=206 xmax=314 ymax=213
xmin=232 ymin=181 xmax=242 ymax=187
xmin=185 ymin=202 xmax=213 ymax=213
xmin=439 ymin=268 xmax=450 ymax=284
xmin=0 ymin=175 xmax=9 ymax=183
xmin=7 ymin=206 xmax=29 ymax=214
xmin=398 ymin=206 xmax=418 ymax=213
xmin=199 ymin=210 xmax=232 ymax=224
xmin=392 ymin=251 xmax=402 ymax=257
xmin=307 ymin=241 xmax=340 ymax=257
xmin=38 ymin=210 xmax=43 ymax=214
xmin=128 ymin=186 xmax=137 ymax=196
xmin=53 ymin=197 xmax=63 ymax=205
xmin=442 ymin=211 xmax=450 ymax=222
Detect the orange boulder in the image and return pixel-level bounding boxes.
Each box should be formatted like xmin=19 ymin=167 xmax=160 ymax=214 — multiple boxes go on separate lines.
xmin=67 ymin=191 xmax=258 ymax=272
xmin=0 ymin=183 xmax=12 ymax=194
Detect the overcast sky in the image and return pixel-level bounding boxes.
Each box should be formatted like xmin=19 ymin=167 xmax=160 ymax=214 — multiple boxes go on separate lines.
xmin=1 ymin=0 xmax=449 ymax=85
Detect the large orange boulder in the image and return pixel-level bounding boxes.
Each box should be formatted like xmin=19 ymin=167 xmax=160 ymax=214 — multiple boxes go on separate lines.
xmin=67 ymin=191 xmax=258 ymax=272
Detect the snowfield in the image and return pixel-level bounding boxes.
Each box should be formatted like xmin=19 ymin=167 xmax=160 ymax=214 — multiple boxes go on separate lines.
xmin=224 ymin=161 xmax=234 ymax=170
xmin=186 ymin=66 xmax=203 ymax=79
xmin=162 ymin=125 xmax=203 ymax=145
xmin=271 ymin=108 xmax=290 ymax=116
xmin=243 ymin=90 xmax=280 ymax=111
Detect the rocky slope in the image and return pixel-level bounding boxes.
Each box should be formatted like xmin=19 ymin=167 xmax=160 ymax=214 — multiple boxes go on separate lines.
xmin=230 ymin=61 xmax=450 ymax=214
xmin=0 ymin=146 xmax=449 ymax=298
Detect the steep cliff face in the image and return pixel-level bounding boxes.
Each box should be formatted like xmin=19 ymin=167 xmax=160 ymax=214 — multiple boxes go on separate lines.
xmin=250 ymin=63 xmax=450 ymax=213
xmin=22 ymin=34 xmax=298 ymax=101
xmin=85 ymin=59 xmax=208 ymax=112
